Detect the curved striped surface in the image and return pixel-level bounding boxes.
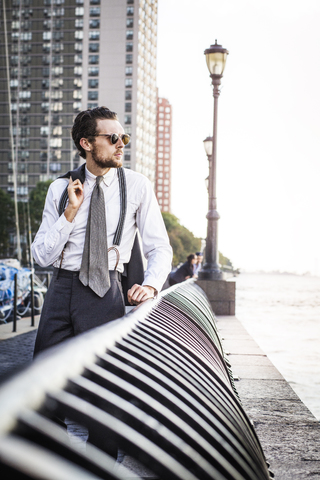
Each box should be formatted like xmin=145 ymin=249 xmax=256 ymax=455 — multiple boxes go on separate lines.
xmin=0 ymin=280 xmax=272 ymax=479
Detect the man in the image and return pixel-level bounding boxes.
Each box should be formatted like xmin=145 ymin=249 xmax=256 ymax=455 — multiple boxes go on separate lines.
xmin=32 ymin=106 xmax=172 ymax=355
xmin=193 ymin=251 xmax=203 ymax=277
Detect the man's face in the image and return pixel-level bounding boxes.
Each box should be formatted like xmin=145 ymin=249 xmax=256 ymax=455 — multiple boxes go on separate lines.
xmin=89 ymin=119 xmax=125 ymax=169
xmin=197 ymin=255 xmax=203 ymax=264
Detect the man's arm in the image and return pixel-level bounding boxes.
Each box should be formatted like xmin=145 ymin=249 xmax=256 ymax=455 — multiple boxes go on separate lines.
xmin=128 ymin=179 xmax=172 ymax=304
xmin=32 ymin=178 xmax=83 ymax=267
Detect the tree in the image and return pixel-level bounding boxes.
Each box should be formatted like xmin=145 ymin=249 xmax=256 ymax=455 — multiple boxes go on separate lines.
xmin=162 ymin=212 xmax=201 ymax=266
xmin=0 ymin=189 xmax=15 ymax=257
xmin=29 ymin=180 xmax=53 ymax=237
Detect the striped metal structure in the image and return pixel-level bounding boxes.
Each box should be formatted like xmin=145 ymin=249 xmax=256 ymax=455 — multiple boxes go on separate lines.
xmin=0 ymin=280 xmax=272 ymax=479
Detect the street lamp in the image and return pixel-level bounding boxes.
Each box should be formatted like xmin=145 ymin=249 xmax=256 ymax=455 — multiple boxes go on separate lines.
xmin=198 ymin=40 xmax=228 ymax=281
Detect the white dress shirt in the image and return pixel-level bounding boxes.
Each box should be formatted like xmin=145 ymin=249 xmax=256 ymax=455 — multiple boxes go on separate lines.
xmin=32 ymin=166 xmax=173 ymax=293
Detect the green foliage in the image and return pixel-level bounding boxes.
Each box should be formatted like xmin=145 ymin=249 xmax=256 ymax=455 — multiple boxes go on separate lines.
xmin=29 ymin=180 xmax=53 ymax=236
xmin=162 ymin=212 xmax=201 ymax=266
xmin=219 ymin=251 xmax=234 ymax=269
xmin=0 ymin=189 xmax=15 ymax=257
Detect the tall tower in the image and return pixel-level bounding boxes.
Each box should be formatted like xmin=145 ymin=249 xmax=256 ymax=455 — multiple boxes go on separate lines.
xmin=155 ymin=97 xmax=172 ymax=212
xmin=0 ymin=0 xmax=158 ymax=205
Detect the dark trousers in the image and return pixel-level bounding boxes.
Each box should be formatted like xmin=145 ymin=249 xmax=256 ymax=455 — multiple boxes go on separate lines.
xmin=34 ymin=268 xmax=125 ymax=356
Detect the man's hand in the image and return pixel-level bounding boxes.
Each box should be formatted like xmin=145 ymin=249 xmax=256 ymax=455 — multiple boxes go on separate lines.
xmin=64 ymin=177 xmax=84 ymax=223
xmin=127 ymin=284 xmax=156 ymax=306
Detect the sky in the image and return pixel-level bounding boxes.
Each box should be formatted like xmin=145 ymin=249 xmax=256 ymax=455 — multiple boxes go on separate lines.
xmin=156 ymin=0 xmax=320 ymax=274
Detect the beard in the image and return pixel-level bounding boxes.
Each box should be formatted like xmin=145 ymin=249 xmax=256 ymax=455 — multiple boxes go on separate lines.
xmin=91 ymin=144 xmax=123 ymax=169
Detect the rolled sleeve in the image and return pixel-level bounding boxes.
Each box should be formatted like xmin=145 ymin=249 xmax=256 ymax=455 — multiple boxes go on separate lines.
xmin=32 ymin=181 xmax=76 ymax=267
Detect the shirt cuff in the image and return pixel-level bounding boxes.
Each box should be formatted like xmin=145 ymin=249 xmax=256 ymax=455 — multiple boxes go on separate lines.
xmin=142 ymin=278 xmax=160 ymax=297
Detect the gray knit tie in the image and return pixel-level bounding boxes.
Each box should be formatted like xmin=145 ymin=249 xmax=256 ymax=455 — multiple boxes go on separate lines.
xmin=79 ymin=176 xmax=110 ymax=297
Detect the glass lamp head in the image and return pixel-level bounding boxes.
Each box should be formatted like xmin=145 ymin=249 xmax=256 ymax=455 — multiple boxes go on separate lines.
xmin=204 ymin=40 xmax=229 ymax=77
xmin=203 ymin=136 xmax=213 ymax=157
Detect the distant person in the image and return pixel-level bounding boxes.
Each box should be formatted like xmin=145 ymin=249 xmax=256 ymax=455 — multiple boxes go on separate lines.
xmin=193 ymin=251 xmax=203 ymax=277
xmin=169 ymin=254 xmax=196 ymax=286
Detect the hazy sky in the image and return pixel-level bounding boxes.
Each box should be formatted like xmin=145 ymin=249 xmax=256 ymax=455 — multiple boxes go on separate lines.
xmin=156 ymin=0 xmax=320 ymax=274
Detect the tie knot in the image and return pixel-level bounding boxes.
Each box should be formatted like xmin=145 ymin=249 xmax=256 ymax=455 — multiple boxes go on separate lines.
xmin=96 ymin=176 xmax=104 ymax=186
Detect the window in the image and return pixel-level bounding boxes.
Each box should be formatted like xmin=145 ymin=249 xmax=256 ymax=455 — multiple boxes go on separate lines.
xmin=75 ymin=31 xmax=84 ymax=39
xmin=10 ymin=79 xmax=19 ymax=88
xmin=40 ymin=151 xmax=47 ymax=161
xmin=125 ymin=90 xmax=132 ymax=100
xmin=75 ymin=43 xmax=83 ymax=51
xmin=74 ymin=66 xmax=83 ymax=75
xmin=52 ymin=115 xmax=62 ymax=125
xmin=11 ymin=56 xmax=19 ymax=66
xmin=50 ymin=163 xmax=61 ymax=172
xmin=40 ymin=138 xmax=48 ymax=149
xmin=88 ymin=79 xmax=99 ymax=88
xmin=52 ymin=31 xmax=63 ymax=40
xmin=89 ymin=55 xmax=99 ymax=64
xmin=50 ymin=138 xmax=62 ymax=148
xmin=52 ymin=103 xmax=63 ymax=112
xmin=88 ymin=67 xmax=99 ymax=76
xmin=88 ymin=91 xmax=98 ymax=100
xmin=52 ymin=126 xmax=62 ymax=136
xmin=73 ymin=91 xmax=82 ymax=99
xmin=75 ymin=19 xmax=84 ymax=28
xmin=125 ymin=115 xmax=131 ymax=124
xmin=88 ymin=103 xmax=98 ymax=109
xmin=89 ymin=19 xmax=100 ymax=28
xmin=126 ymin=30 xmax=133 ymax=40
xmin=19 ymin=91 xmax=31 ymax=99
xmin=126 ymin=18 xmax=133 ymax=28
xmin=75 ymin=7 xmax=84 ymax=15
xmin=41 ymin=126 xmax=49 ymax=136
xmin=43 ymin=31 xmax=51 ymax=41
xmin=74 ymin=54 xmax=82 ymax=64
xmin=125 ymin=79 xmax=132 ymax=87
xmin=90 ymin=7 xmax=100 ymax=16
xmin=126 ymin=54 xmax=133 ymax=64
xmin=126 ymin=43 xmax=133 ymax=52
xmin=89 ymin=31 xmax=100 ymax=40
xmin=125 ymin=103 xmax=131 ymax=112
xmin=73 ymin=102 xmax=82 ymax=111
xmin=124 ymin=153 xmax=131 ymax=161
xmin=89 ymin=43 xmax=99 ymax=52
xmin=90 ymin=0 xmax=100 ymax=4
xmin=125 ymin=66 xmax=133 ymax=75
xmin=127 ymin=7 xmax=134 ymax=15
xmin=53 ymin=67 xmax=63 ymax=75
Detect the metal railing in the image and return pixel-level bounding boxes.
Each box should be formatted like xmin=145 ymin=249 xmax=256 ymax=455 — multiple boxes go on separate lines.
xmin=0 ymin=280 xmax=272 ymax=479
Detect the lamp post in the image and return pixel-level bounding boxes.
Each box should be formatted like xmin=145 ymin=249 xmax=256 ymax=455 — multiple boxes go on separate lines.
xmin=198 ymin=40 xmax=228 ymax=280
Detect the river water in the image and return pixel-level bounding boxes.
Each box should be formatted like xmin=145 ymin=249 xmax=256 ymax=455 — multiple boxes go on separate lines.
xmin=234 ymin=272 xmax=320 ymax=421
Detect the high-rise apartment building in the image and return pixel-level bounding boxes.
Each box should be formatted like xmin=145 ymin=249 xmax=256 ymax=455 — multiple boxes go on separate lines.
xmin=155 ymin=97 xmax=172 ymax=212
xmin=0 ymin=0 xmax=158 ymax=203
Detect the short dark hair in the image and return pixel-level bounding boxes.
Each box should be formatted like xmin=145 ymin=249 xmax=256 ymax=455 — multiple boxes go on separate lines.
xmin=71 ymin=106 xmax=118 ymax=159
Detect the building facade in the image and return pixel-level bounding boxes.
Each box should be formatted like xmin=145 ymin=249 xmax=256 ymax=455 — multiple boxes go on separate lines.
xmin=155 ymin=97 xmax=171 ymax=212
xmin=0 ymin=0 xmax=158 ymax=203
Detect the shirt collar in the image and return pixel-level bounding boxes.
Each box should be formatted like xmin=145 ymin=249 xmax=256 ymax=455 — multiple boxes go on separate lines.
xmin=85 ymin=166 xmax=116 ymax=189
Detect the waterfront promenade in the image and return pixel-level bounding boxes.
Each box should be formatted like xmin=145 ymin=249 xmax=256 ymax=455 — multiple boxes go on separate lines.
xmin=1 ymin=315 xmax=320 ymax=479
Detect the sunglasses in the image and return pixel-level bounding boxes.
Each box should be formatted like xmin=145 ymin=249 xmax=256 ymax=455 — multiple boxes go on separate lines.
xmin=95 ymin=133 xmax=131 ymax=145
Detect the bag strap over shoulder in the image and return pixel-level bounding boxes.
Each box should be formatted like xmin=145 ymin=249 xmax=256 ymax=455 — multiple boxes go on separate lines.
xmin=58 ymin=165 xmax=127 ymax=246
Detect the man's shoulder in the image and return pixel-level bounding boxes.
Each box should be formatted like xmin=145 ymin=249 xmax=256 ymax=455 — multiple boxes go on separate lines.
xmin=49 ymin=177 xmax=69 ymax=198
xmin=123 ymin=168 xmax=149 ymax=182
xmin=123 ymin=168 xmax=151 ymax=189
